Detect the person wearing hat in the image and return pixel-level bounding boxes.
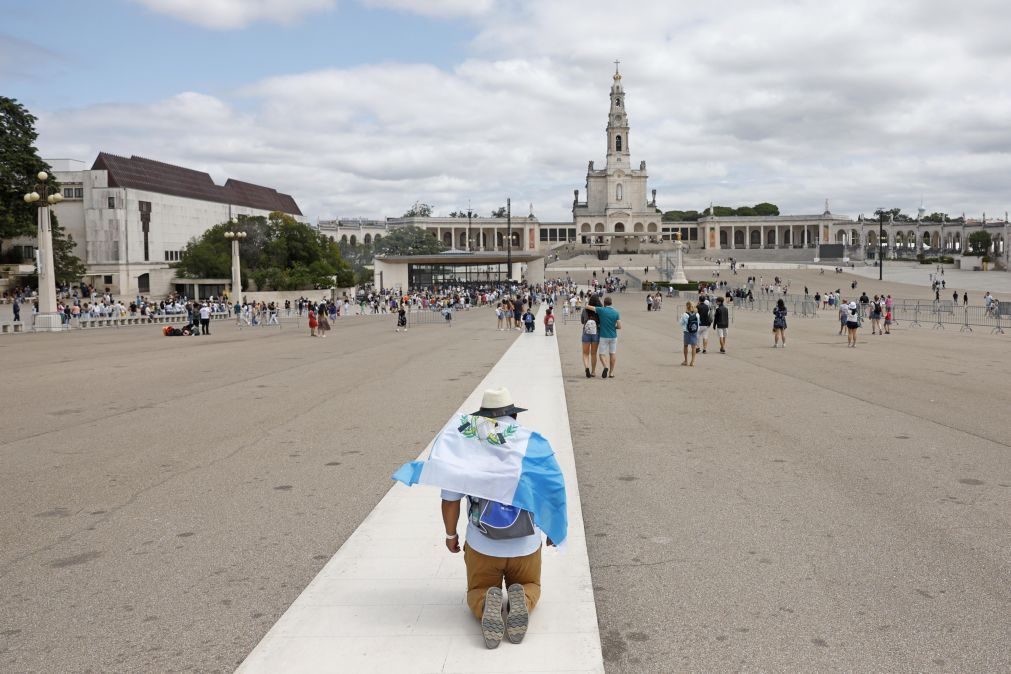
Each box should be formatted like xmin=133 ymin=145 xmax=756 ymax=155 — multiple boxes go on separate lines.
xmin=425 ymin=387 xmax=564 ymax=649
xmin=845 ymin=300 xmax=860 ymax=347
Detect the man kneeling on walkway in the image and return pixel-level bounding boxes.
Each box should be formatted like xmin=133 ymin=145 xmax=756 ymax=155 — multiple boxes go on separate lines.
xmin=393 ymin=388 xmax=567 ymax=649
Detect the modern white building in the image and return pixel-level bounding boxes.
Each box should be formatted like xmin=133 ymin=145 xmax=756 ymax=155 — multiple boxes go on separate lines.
xmin=46 ymin=154 xmax=303 ymax=297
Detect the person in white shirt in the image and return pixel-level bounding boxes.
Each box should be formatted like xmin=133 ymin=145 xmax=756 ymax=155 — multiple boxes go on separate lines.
xmin=199 ymin=303 xmax=211 ymax=335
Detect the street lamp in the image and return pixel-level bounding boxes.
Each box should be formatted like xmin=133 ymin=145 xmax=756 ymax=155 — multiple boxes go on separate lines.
xmin=224 ymin=223 xmax=247 ymax=306
xmin=506 ymin=197 xmax=512 ymax=280
xmin=877 ymin=208 xmax=885 ymax=281
xmin=23 ymin=171 xmax=64 ymax=331
xmin=467 ymin=205 xmax=473 ymax=253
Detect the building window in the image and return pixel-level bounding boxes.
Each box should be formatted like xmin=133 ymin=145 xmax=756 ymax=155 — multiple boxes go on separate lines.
xmin=108 ymin=196 xmax=115 ymax=209
xmin=63 ymin=188 xmax=74 ymax=198
xmin=540 ymin=229 xmax=549 ymax=241
xmin=615 ymin=135 xmax=622 ymax=152
xmin=616 ymin=184 xmax=623 ymax=201
xmin=103 ymin=275 xmax=113 ymax=285
xmin=75 ymin=188 xmax=83 ymax=198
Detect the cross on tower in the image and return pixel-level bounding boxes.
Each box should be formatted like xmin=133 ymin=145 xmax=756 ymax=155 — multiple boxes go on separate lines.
xmin=614 ymin=59 xmax=620 ymax=74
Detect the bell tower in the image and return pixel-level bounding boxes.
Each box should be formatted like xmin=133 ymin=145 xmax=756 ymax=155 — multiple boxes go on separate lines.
xmin=606 ymin=60 xmax=630 ymax=170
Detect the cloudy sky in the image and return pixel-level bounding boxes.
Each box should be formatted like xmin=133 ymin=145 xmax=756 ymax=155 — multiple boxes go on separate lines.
xmin=4 ymin=0 xmax=1009 ymax=223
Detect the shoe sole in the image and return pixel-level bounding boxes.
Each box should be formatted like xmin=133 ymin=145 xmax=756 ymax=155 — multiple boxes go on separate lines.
xmin=481 ymin=587 xmax=505 ymax=649
xmin=506 ymin=584 xmax=529 ymax=644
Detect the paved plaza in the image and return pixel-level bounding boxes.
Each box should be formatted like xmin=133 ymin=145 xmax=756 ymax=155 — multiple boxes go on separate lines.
xmin=1 ymin=270 xmax=1009 ymax=673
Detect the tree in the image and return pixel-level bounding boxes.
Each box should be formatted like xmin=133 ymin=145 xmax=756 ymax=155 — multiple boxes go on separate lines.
xmin=373 ymin=225 xmax=446 ymax=256
xmin=734 ymin=206 xmax=757 ymax=217
xmin=490 ymin=206 xmax=507 ymax=217
xmin=922 ymin=212 xmax=947 ymax=223
xmin=753 ymin=202 xmax=780 ymax=216
xmin=338 ymin=240 xmax=374 ymax=284
xmin=178 ymin=212 xmax=353 ymax=290
xmin=50 ymin=215 xmax=87 ymax=286
xmin=662 ymin=210 xmax=700 ymax=222
xmin=967 ymin=230 xmax=991 ymax=256
xmin=403 ymin=202 xmax=433 ymax=217
xmin=0 ymin=97 xmax=51 ymax=249
xmin=447 ymin=211 xmax=469 ymax=218
xmin=711 ymin=206 xmax=736 ymax=217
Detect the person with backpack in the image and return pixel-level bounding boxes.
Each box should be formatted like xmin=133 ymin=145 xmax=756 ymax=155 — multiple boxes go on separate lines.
xmin=393 ymin=388 xmax=566 ymax=649
xmin=696 ymin=294 xmax=712 ymax=354
xmin=680 ymin=301 xmax=700 ymax=367
xmin=772 ymin=298 xmax=788 ymax=348
xmin=581 ymin=294 xmax=601 ymax=378
xmin=543 ymin=307 xmax=555 ymax=336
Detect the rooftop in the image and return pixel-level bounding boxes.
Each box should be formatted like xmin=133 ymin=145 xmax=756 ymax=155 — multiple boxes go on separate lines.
xmin=91 ymin=153 xmax=302 ymax=216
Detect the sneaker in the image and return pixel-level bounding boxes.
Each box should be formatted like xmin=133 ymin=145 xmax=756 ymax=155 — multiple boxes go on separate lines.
xmin=505 ymin=584 xmax=529 ymax=644
xmin=481 ymin=587 xmax=505 ymax=649
xmin=601 ymin=367 xmax=609 ymax=379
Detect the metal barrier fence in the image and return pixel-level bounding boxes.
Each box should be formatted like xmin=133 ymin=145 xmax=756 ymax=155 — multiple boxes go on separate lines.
xmin=729 ymin=294 xmax=1006 ymax=334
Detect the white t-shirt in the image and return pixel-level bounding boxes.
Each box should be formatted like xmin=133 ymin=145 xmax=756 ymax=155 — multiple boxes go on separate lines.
xmin=199 ymin=306 xmax=211 ymax=320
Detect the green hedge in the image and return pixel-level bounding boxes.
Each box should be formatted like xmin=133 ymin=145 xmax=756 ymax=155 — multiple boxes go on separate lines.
xmin=917 ymin=256 xmax=955 ymax=264
xmin=641 ymin=281 xmax=698 ymax=291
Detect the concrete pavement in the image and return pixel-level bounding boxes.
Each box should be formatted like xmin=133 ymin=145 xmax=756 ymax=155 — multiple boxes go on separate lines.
xmin=560 ymin=291 xmax=1010 ymax=671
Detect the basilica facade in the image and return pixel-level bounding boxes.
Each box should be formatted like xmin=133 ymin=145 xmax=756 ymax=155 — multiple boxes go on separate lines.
xmin=572 ymin=67 xmax=663 ymax=252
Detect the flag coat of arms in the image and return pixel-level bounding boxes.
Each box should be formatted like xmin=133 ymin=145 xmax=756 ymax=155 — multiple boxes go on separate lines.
xmin=392 ymin=414 xmax=568 ymax=545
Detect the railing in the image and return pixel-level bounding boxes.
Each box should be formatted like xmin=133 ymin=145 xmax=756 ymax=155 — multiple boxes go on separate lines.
xmin=730 ymin=294 xmax=1006 ymax=334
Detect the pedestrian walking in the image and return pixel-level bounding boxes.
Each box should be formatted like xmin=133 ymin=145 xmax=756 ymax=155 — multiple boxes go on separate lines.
xmin=680 ymin=301 xmax=699 ymax=367
xmin=714 ymin=296 xmax=729 ymax=353
xmin=580 ymin=295 xmax=601 ymax=378
xmin=308 ymin=309 xmax=318 ymax=337
xmin=318 ymin=311 xmax=331 ymax=337
xmin=392 ymin=388 xmax=567 ymax=649
xmin=595 ymin=295 xmax=621 ymax=379
xmin=772 ymin=298 xmax=787 ymax=347
xmin=696 ymin=294 xmax=712 ymax=354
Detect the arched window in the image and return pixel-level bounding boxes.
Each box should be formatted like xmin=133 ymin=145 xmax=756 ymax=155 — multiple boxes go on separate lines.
xmin=615 ymin=135 xmax=622 ymax=152
xmin=616 ymin=183 xmax=623 ymax=201
xmin=364 ymin=234 xmax=372 ymax=245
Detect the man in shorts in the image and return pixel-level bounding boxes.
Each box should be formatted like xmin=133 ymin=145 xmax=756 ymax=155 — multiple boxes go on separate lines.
xmin=696 ymin=294 xmax=712 ymax=354
xmin=595 ymin=295 xmax=622 ymax=379
xmin=714 ymin=296 xmax=729 ymax=353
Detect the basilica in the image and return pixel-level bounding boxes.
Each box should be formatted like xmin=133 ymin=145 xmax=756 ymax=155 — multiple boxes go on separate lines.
xmin=572 ymin=65 xmax=663 ymax=252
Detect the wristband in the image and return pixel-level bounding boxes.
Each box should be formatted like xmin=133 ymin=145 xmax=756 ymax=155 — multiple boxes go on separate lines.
xmin=445 ymin=533 xmax=458 ymax=540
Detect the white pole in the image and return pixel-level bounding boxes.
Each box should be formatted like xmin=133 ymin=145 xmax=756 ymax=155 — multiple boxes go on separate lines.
xmin=34 ymin=204 xmax=62 ymax=331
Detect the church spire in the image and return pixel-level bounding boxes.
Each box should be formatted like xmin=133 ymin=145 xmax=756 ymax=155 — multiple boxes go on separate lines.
xmin=606 ymin=62 xmax=630 ymax=168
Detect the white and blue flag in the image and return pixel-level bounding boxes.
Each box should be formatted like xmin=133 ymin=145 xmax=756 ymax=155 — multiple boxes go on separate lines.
xmin=392 ymin=414 xmax=568 ymax=545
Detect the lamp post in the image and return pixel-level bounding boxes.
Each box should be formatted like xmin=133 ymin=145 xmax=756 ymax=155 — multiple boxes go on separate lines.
xmin=23 ymin=171 xmax=64 ymax=331
xmin=506 ymin=198 xmax=512 ymax=281
xmin=467 ymin=205 xmax=473 ymax=253
xmin=877 ymin=208 xmax=885 ymax=281
xmin=223 ymin=223 xmax=247 ymax=306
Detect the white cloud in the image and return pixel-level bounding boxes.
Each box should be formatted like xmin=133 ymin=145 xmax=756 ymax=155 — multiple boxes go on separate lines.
xmin=36 ymin=0 xmax=1011 ymax=222
xmin=362 ymin=0 xmax=494 ymax=18
xmin=128 ymin=0 xmax=337 ymax=29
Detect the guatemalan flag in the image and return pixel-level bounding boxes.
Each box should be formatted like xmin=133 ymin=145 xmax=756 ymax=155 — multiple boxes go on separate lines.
xmin=392 ymin=414 xmax=568 ymax=545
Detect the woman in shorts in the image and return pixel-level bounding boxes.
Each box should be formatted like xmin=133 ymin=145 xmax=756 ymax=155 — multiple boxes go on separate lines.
xmin=846 ymin=301 xmax=860 ymax=347
xmin=680 ymin=301 xmax=699 ymax=367
xmin=772 ymin=298 xmax=788 ymax=348
xmin=581 ymin=295 xmax=601 ymax=377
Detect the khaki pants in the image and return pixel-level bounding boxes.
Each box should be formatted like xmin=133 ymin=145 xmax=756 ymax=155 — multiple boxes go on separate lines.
xmin=464 ymin=543 xmax=541 ymax=620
